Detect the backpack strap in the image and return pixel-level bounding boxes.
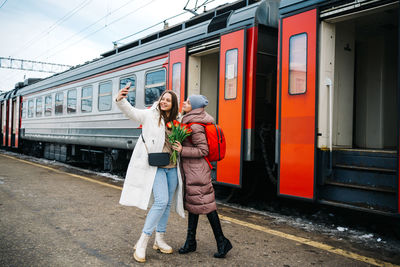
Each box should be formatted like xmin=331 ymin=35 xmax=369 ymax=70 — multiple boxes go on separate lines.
xmin=187 ymin=122 xmax=213 ymax=170
xmin=187 ymin=122 xmax=207 ymax=128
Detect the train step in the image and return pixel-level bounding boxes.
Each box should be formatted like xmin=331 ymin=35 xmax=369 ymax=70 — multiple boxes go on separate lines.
xmin=318 ymin=149 xmax=398 ymax=213
xmin=331 ymin=167 xmax=396 ymax=189
xmin=333 ymin=149 xmax=397 ymax=170
xmin=319 ymin=183 xmax=397 ymax=213
xmin=317 ymin=199 xmax=396 ymax=216
xmin=334 ymin=164 xmax=396 ymax=174
xmin=324 ymin=179 xmax=396 ymax=194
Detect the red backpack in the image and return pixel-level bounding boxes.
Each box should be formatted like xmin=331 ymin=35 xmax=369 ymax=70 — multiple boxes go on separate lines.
xmin=188 ymin=122 xmax=226 ymax=169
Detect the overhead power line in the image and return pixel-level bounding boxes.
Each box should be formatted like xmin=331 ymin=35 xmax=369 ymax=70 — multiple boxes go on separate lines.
xmin=34 ymin=0 xmax=140 ymax=61
xmin=43 ymin=0 xmax=157 ymax=61
xmin=10 ymin=0 xmax=92 ymax=57
xmin=114 ymin=0 xmax=217 ymax=45
xmin=113 ymin=11 xmax=187 ymax=45
xmin=0 ymin=0 xmax=147 ymax=90
xmin=0 ymin=0 xmax=8 ymax=9
xmin=0 ymin=57 xmax=72 ymax=73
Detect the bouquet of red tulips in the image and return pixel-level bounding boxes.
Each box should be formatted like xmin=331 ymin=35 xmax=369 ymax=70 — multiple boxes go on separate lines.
xmin=166 ymin=120 xmax=192 ymax=164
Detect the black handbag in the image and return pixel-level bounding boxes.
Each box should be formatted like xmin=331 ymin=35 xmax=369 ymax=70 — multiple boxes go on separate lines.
xmin=141 ymin=135 xmax=170 ymax=167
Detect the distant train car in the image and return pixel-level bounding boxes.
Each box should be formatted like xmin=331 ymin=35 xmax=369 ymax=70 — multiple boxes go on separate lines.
xmin=276 ymin=0 xmax=399 ymax=214
xmin=0 ymin=87 xmax=21 ymax=148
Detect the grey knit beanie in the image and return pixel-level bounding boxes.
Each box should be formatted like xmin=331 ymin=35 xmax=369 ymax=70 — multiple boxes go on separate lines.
xmin=189 ymin=95 xmax=209 ymax=110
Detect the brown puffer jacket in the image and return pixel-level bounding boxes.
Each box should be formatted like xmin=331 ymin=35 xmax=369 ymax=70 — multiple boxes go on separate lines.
xmin=180 ymin=108 xmax=216 ymax=215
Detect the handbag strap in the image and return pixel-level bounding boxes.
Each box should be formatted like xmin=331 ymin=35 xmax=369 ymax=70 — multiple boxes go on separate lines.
xmin=141 ymin=135 xmax=150 ymax=154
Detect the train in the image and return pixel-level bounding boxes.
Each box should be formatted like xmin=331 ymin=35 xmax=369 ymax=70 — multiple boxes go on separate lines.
xmin=1 ymin=0 xmax=399 ymax=216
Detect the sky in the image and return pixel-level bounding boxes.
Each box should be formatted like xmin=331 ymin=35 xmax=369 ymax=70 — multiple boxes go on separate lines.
xmin=0 ymin=0 xmax=236 ymax=92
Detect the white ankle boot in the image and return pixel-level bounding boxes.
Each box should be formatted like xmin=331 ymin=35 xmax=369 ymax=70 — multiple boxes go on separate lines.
xmin=134 ymin=233 xmax=151 ymax=262
xmin=153 ymin=232 xmax=173 ymax=254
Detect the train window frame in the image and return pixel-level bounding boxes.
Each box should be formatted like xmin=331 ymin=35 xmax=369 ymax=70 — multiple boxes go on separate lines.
xmin=98 ymin=80 xmax=112 ymax=111
xmin=172 ymin=63 xmax=181 ymax=101
xmin=44 ymin=95 xmax=52 ymax=116
xmin=28 ymin=99 xmax=34 ymax=118
xmin=67 ymin=89 xmax=77 ymax=114
xmin=55 ymin=92 xmax=64 ymax=115
xmin=288 ymin=32 xmax=308 ymax=95
xmin=119 ymin=75 xmax=136 ymax=107
xmin=35 ymin=97 xmax=43 ymax=117
xmin=21 ymin=100 xmax=26 ymax=118
xmin=81 ymin=85 xmax=93 ymax=113
xmin=224 ymin=48 xmax=238 ymax=100
xmin=144 ymin=68 xmax=166 ymax=107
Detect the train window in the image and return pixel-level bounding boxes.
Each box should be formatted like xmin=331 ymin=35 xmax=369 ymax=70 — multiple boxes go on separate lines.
xmin=224 ymin=49 xmax=238 ymax=100
xmin=55 ymin=92 xmax=64 ymax=115
xmin=81 ymin=86 xmax=93 ymax=113
xmin=120 ymin=76 xmax=136 ymax=107
xmin=67 ymin=89 xmax=77 ymax=114
xmin=21 ymin=101 xmax=26 ymax=118
xmin=45 ymin=95 xmax=52 ymax=116
xmin=36 ymin=97 xmax=43 ymax=117
xmin=28 ymin=100 xmax=34 ymax=118
xmin=145 ymin=69 xmax=166 ymax=106
xmin=289 ymin=33 xmax=307 ymax=95
xmin=98 ymin=81 xmax=112 ymax=111
xmin=172 ymin=63 xmax=181 ymax=101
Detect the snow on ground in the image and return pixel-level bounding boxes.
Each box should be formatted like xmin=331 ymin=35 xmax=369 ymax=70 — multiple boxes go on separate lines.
xmin=216 ymin=202 xmax=400 ymax=254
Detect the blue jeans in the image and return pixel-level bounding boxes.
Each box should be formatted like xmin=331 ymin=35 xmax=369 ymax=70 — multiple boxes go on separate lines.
xmin=142 ymin=167 xmax=178 ymax=235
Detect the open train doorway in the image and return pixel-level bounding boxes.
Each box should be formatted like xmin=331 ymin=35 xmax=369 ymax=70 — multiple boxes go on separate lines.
xmin=317 ymin=2 xmax=399 ymax=212
xmin=187 ymin=44 xmax=219 ymax=119
xmin=319 ymin=2 xmax=399 ymax=151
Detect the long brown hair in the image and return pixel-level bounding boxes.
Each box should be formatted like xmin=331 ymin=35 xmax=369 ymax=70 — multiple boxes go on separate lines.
xmin=158 ymin=90 xmax=179 ymax=126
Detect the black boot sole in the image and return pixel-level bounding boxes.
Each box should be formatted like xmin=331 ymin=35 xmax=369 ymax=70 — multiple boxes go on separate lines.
xmin=213 ymin=239 xmax=232 ymax=258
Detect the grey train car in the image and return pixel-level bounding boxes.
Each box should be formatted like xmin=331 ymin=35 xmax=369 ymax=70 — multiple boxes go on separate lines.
xmin=1 ymin=0 xmax=279 ymax=187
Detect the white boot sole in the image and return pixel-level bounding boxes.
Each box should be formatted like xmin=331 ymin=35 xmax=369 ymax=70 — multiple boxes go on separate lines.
xmin=133 ymin=251 xmax=146 ymax=263
xmin=153 ymin=244 xmax=173 ymax=254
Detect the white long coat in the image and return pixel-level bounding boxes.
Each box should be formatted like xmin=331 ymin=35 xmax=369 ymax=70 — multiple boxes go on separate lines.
xmin=115 ymin=98 xmax=185 ymax=218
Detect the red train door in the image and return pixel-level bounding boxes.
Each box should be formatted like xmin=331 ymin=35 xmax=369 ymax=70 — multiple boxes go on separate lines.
xmin=168 ymin=46 xmax=186 ymax=110
xmin=1 ymin=102 xmax=5 ymax=146
xmin=398 ymin=6 xmax=400 ymax=215
xmin=0 ymin=102 xmax=2 ymax=146
xmin=14 ymin=97 xmax=20 ymax=148
xmin=278 ymin=9 xmax=317 ymax=199
xmin=8 ymin=99 xmax=12 ymax=147
xmin=216 ymin=28 xmax=246 ymax=187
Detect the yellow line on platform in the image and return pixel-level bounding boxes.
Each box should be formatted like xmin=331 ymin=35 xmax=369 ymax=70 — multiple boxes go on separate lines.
xmin=0 ymin=154 xmax=122 ymax=191
xmin=1 ymin=153 xmax=398 ymax=267
xmin=219 ymin=215 xmax=398 ymax=267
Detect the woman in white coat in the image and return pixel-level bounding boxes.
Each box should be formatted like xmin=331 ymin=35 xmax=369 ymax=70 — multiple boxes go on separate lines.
xmin=115 ymin=84 xmax=184 ymax=263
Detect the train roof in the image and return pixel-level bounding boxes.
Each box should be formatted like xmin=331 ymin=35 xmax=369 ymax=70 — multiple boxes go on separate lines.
xmin=279 ymin=0 xmax=396 ymax=15
xmin=16 ymin=0 xmax=279 ymax=97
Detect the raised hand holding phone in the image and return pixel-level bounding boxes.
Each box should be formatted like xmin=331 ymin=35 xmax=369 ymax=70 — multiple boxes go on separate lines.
xmin=117 ymin=82 xmax=132 ymax=101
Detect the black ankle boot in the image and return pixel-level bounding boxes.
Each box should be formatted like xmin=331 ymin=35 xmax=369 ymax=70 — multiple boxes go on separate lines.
xmin=179 ymin=213 xmax=199 ymax=254
xmin=207 ymin=210 xmax=233 ymax=258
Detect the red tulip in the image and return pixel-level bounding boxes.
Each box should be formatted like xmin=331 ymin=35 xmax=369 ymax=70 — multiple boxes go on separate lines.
xmin=168 ymin=121 xmax=192 ymax=164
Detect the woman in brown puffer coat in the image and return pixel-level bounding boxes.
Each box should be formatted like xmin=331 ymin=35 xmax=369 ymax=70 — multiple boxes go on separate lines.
xmin=172 ymin=94 xmax=232 ymax=258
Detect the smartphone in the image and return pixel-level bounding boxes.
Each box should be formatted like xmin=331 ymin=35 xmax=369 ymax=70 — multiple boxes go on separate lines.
xmin=121 ymin=82 xmax=131 ymax=97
